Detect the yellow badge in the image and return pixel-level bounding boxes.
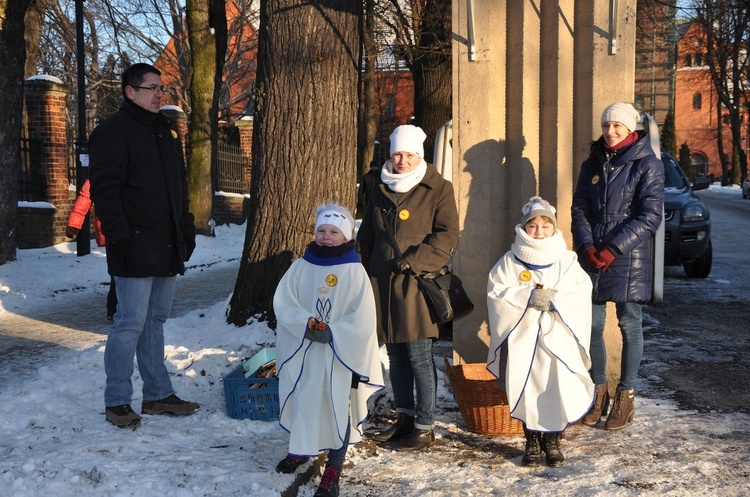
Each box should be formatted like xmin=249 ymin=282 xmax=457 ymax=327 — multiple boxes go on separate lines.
xmin=520 ymin=270 xmax=532 ymax=282
xmin=171 ymin=130 xmax=178 ymax=139
xmin=325 ymin=274 xmax=338 ymax=287
xmin=592 ymin=174 xmax=600 ymax=185
xmin=399 ymin=209 xmax=410 ymax=220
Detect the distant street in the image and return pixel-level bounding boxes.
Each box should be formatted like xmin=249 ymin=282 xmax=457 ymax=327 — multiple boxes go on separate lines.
xmin=642 ymin=187 xmax=750 ymax=413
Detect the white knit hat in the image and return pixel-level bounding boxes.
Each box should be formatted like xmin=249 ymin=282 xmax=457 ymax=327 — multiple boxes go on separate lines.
xmin=601 ymin=102 xmax=640 ymax=133
xmin=521 ymin=196 xmax=557 ymax=229
xmin=389 ymin=124 xmax=427 ymax=158
xmin=315 ymin=203 xmax=354 ymax=241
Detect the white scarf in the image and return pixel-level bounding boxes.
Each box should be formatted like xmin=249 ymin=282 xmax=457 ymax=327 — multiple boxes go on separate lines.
xmin=510 ymin=224 xmax=567 ymax=266
xmin=380 ymin=159 xmax=427 ymax=193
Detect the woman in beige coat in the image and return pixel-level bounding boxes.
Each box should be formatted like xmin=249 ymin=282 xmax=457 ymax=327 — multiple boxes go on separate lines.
xmin=357 ymin=124 xmax=459 ymax=451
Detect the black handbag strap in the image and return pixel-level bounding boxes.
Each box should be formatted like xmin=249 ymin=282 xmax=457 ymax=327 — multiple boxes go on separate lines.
xmin=379 ymin=208 xmax=404 ymax=259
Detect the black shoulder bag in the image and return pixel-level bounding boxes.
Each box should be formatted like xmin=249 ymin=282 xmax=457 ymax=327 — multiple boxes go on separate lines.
xmin=380 ymin=210 xmax=474 ymax=324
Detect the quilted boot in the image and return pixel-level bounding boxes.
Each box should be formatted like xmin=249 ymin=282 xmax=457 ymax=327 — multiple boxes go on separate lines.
xmin=370 ymin=413 xmax=414 ymax=442
xmin=581 ymin=383 xmax=609 ymax=427
xmin=541 ymin=432 xmax=565 ymax=467
xmin=605 ymin=389 xmax=635 ymax=431
xmin=521 ymin=426 xmax=542 ymax=467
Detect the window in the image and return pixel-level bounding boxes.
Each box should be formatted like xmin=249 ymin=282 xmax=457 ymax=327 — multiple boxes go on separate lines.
xmin=685 ymin=54 xmax=693 ymax=67
xmin=384 ymin=95 xmax=396 ymax=120
xmin=695 ymin=53 xmax=703 ymax=66
xmin=693 ymin=93 xmax=702 ymax=110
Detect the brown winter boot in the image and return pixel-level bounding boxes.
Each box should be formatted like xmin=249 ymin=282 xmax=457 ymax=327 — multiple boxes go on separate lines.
xmin=605 ymin=389 xmax=635 ymax=431
xmin=581 ymin=383 xmax=609 ymax=427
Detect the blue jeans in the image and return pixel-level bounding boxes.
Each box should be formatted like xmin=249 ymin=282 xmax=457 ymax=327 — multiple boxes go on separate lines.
xmin=104 ymin=276 xmax=177 ymax=406
xmin=589 ymin=302 xmax=643 ymax=391
xmin=326 ymin=417 xmax=351 ymax=469
xmin=385 ymin=339 xmax=437 ymax=430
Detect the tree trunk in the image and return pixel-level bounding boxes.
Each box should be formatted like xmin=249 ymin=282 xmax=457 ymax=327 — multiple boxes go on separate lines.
xmin=186 ymin=0 xmax=216 ymax=235
xmin=0 ymin=0 xmax=32 ymax=265
xmin=411 ymin=0 xmax=451 ymax=163
xmin=357 ymin=0 xmax=378 ymax=177
xmin=227 ymin=0 xmax=362 ymax=326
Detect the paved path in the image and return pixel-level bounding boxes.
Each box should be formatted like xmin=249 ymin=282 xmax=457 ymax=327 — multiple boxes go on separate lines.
xmin=0 ymin=263 xmax=240 ymax=386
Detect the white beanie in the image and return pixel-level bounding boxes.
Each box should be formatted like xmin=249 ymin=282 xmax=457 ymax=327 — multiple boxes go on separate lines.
xmin=315 ymin=203 xmax=354 ymax=241
xmin=601 ymin=102 xmax=640 ymax=133
xmin=389 ymin=124 xmax=427 ymax=158
xmin=521 ymin=196 xmax=557 ymax=229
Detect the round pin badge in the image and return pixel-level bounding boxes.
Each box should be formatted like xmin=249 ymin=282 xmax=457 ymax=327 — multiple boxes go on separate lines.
xmin=171 ymin=130 xmax=178 ymax=139
xmin=592 ymin=175 xmax=600 ymax=185
xmin=325 ymin=274 xmax=338 ymax=287
xmin=520 ymin=270 xmax=532 ymax=282
xmin=399 ymin=209 xmax=410 ymax=220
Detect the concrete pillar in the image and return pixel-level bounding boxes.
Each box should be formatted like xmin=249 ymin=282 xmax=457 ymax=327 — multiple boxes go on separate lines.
xmin=452 ymin=0 xmax=637 ymax=394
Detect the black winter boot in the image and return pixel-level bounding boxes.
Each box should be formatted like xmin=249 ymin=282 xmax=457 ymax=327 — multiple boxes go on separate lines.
xmin=522 ymin=426 xmax=542 ymax=467
xmin=541 ymin=432 xmax=565 ymax=467
xmin=370 ymin=413 xmax=414 ymax=442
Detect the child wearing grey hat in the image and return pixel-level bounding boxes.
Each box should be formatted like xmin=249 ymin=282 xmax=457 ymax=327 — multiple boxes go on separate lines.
xmin=486 ymin=196 xmax=594 ymax=468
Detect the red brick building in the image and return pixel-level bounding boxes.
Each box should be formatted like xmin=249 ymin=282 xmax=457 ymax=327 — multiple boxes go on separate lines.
xmin=674 ymin=21 xmax=749 ymax=178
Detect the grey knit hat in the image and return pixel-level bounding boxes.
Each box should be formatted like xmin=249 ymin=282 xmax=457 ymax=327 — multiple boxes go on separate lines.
xmin=521 ymin=196 xmax=557 ymax=229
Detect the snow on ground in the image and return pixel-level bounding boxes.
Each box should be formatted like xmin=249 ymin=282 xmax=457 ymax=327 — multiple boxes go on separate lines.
xmin=0 ymin=186 xmax=748 ymax=496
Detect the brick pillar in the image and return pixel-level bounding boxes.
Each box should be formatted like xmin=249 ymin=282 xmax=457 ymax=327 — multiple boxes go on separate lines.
xmin=21 ymin=76 xmax=71 ymax=248
xmin=160 ymin=105 xmax=188 ymax=158
xmin=235 ymin=116 xmax=253 ymax=187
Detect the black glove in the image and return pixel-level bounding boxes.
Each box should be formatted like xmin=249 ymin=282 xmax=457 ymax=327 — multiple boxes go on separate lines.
xmin=393 ymin=256 xmax=411 ymax=274
xmin=65 ymin=226 xmax=79 ymax=239
xmin=107 ymin=238 xmax=132 ymax=270
xmin=304 ymin=317 xmax=332 ymax=343
xmin=529 ymin=287 xmax=557 ymax=311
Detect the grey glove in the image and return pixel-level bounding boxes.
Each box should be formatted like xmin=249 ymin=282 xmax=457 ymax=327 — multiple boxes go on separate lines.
xmin=304 ymin=318 xmax=332 ymax=343
xmin=529 ymin=287 xmax=557 ymax=311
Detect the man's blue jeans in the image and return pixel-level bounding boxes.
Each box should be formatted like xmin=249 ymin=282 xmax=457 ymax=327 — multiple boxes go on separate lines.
xmin=104 ymin=276 xmax=177 ymax=406
xmin=385 ymin=339 xmax=437 ymax=430
xmin=589 ymin=302 xmax=643 ymax=391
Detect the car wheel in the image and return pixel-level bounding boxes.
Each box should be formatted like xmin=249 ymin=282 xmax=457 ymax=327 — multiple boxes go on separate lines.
xmin=683 ymin=239 xmax=712 ymax=278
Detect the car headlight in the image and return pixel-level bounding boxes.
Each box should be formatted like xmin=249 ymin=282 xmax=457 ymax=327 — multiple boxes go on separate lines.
xmin=683 ymin=202 xmax=707 ymax=222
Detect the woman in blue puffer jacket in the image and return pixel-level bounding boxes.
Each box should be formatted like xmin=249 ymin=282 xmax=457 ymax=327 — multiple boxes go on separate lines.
xmin=571 ymin=102 xmax=664 ymax=431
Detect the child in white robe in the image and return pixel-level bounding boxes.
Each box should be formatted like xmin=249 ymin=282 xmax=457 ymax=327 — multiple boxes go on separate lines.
xmin=486 ymin=197 xmax=594 ymax=468
xmin=273 ymin=202 xmax=384 ymax=497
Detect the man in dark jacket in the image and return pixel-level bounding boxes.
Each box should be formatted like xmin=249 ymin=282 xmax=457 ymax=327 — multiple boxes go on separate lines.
xmin=89 ymin=63 xmax=198 ymax=428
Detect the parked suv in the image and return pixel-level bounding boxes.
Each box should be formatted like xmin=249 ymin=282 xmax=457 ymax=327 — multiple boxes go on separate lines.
xmin=661 ymin=152 xmax=712 ymax=278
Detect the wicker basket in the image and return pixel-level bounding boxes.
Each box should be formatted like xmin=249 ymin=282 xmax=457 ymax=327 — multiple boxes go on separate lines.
xmin=444 ymin=359 xmax=523 ymax=436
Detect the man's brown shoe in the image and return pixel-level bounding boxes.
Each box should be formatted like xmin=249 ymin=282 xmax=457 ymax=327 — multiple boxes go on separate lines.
xmin=106 ymin=404 xmax=141 ymax=428
xmin=142 ymin=394 xmax=199 ymax=416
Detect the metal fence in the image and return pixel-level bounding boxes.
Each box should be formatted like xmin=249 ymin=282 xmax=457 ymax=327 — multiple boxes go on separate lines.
xmin=216 ymin=141 xmax=250 ymax=194
xmin=19 ymin=138 xmax=249 ymax=200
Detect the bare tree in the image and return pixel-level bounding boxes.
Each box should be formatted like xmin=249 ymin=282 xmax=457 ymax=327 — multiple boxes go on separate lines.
xmin=227 ymin=0 xmax=362 ymax=326
xmin=357 ymin=0 xmax=378 ymax=178
xmin=695 ymin=0 xmax=750 ymax=185
xmin=184 ymin=0 xmax=227 ymax=235
xmin=0 ymin=0 xmax=33 ymax=264
xmin=377 ymin=0 xmax=451 ymax=160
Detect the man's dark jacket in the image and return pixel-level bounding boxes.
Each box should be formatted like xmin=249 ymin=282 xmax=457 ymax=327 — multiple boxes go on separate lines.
xmin=89 ymin=99 xmax=196 ymax=278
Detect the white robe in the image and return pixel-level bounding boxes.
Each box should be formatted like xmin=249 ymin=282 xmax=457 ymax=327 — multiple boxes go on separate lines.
xmin=274 ymin=252 xmax=384 ymax=456
xmin=486 ymin=246 xmax=595 ymax=432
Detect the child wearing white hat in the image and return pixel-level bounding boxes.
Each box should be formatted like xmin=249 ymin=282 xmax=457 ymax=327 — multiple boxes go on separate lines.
xmin=487 ymin=196 xmax=594 ymax=468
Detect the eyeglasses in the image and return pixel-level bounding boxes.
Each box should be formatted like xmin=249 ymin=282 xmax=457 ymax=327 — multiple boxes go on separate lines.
xmin=130 ymin=85 xmax=168 ymax=93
